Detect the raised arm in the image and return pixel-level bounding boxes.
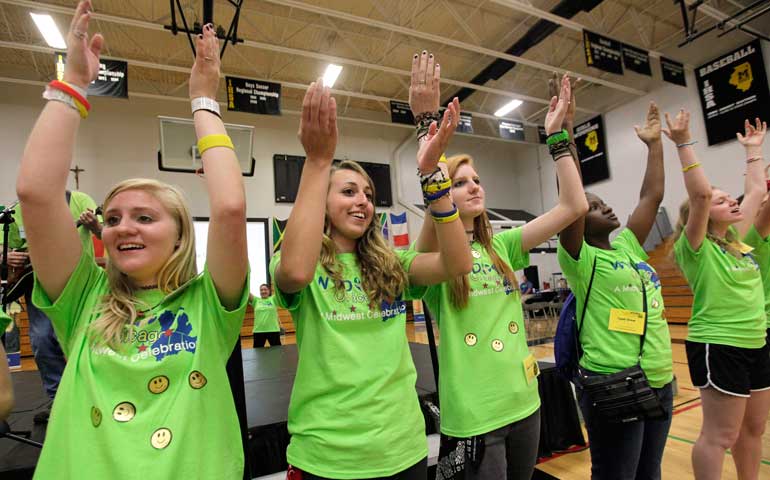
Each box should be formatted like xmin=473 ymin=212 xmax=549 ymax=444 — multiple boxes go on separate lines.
xmin=626 ymin=102 xmax=665 ymax=244
xmin=734 ymin=118 xmax=767 ymax=238
xmin=15 ymin=0 xmax=100 ymax=300
xmin=274 ymin=82 xmax=338 ymax=293
xmin=408 ymin=99 xmax=472 ymax=285
xmin=410 ymin=50 xmax=442 ymax=254
xmin=664 ymin=109 xmax=711 ymax=250
xmin=191 ymin=25 xmax=247 ymax=308
xmin=522 ymin=75 xmax=588 ymax=252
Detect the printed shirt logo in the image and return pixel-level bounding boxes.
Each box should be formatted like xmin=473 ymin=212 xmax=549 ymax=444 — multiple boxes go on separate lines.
xmin=729 ymin=62 xmax=753 ymax=92
xmin=470 ymin=260 xmax=514 ymax=297
xmin=95 ymin=308 xmax=198 ymax=363
xmin=316 ymin=274 xmax=406 ymax=321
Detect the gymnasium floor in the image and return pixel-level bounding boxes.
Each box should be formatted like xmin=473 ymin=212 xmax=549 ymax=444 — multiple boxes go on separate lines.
xmin=13 ymin=323 xmax=770 ymax=479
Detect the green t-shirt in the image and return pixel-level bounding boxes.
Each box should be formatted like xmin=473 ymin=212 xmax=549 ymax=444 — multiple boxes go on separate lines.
xmin=31 ymin=253 xmax=249 ymax=480
xmin=251 ymin=295 xmax=280 ymax=333
xmin=270 ymin=250 xmax=427 ymax=479
xmin=674 ymin=232 xmax=766 ymax=348
xmin=744 ymin=225 xmax=770 ymax=329
xmin=3 ymin=191 xmax=98 ymax=257
xmin=557 ymin=229 xmax=674 ymax=387
xmin=422 ymin=227 xmax=540 ymax=437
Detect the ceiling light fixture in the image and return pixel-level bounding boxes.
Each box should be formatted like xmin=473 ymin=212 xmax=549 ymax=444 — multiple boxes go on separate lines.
xmin=494 ymin=99 xmax=523 ymax=118
xmin=30 ymin=13 xmax=66 ymax=49
xmin=323 ymin=64 xmax=343 ymax=88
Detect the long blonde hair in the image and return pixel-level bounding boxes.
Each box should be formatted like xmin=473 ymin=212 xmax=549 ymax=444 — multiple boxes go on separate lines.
xmin=320 ymin=161 xmax=408 ymax=308
xmin=446 ymin=154 xmax=516 ymax=309
xmin=674 ymin=191 xmax=741 ymax=258
xmin=90 ymin=179 xmax=197 ymax=349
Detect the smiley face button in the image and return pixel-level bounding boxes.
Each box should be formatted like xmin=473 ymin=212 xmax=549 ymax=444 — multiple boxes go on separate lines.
xmin=464 ymin=333 xmax=478 ymax=346
xmin=113 ymin=402 xmax=136 ymax=422
xmin=491 ymin=339 xmax=504 ymax=352
xmin=508 ymin=321 xmax=519 ymax=334
xmin=91 ymin=406 xmax=102 ymax=427
xmin=189 ymin=370 xmax=207 ymax=389
xmin=148 ymin=375 xmax=169 ymax=394
xmin=150 ymin=427 xmax=173 ymax=450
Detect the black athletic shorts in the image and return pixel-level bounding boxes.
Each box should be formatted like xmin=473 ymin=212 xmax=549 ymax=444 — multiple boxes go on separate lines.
xmin=686 ymin=340 xmax=770 ymax=397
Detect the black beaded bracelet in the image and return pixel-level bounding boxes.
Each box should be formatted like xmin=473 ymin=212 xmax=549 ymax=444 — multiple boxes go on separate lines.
xmin=414 ymin=111 xmax=440 ymax=126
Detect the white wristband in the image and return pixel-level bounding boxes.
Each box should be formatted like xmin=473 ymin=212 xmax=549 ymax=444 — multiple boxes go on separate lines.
xmin=191 ymin=97 xmax=221 ymax=118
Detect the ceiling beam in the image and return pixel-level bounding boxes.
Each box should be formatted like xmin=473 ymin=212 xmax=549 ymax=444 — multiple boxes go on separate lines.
xmin=1 ymin=0 xmax=597 ymax=114
xmin=0 ymin=76 xmax=538 ymax=145
xmin=489 ymin=0 xmax=692 ymax=66
xmin=0 ymin=39 xmax=540 ymax=126
xmin=257 ymin=0 xmax=646 ymax=96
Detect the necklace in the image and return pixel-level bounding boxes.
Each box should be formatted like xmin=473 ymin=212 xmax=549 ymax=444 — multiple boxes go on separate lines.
xmin=138 ymin=284 xmax=158 ymax=290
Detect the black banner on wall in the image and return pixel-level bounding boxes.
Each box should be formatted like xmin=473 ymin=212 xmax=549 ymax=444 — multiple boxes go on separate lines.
xmin=55 ymin=53 xmax=128 ymax=98
xmin=457 ymin=112 xmax=473 ymax=134
xmin=661 ymin=57 xmax=686 ymax=86
xmin=574 ymin=115 xmax=610 ymax=185
xmin=499 ymin=120 xmax=526 ymax=141
xmin=390 ymin=101 xmax=414 ymax=125
xmin=583 ymin=31 xmax=623 ymax=75
xmin=696 ymin=40 xmax=770 ymax=146
xmin=226 ymin=76 xmax=281 ymax=115
xmin=622 ymin=43 xmax=652 ymax=76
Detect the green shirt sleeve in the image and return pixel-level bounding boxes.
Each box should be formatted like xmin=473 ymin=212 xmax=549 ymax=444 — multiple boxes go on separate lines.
xmin=396 ymin=249 xmax=427 ymax=300
xmin=198 ymin=265 xmax=251 ymax=354
xmin=611 ymin=228 xmax=649 ymax=261
xmin=492 ymin=226 xmax=530 ymax=271
xmin=32 ymin=252 xmax=106 ymax=353
xmin=556 ymin=238 xmax=596 ymax=301
xmin=269 ymin=252 xmax=304 ymax=310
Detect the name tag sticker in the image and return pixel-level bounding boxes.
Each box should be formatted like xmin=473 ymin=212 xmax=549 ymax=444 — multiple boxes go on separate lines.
xmin=523 ymin=353 xmax=540 ymax=385
xmin=608 ymin=308 xmax=645 ymax=335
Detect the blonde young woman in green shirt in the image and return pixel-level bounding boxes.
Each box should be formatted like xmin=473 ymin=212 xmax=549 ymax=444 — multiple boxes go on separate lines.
xmin=409 ymin=51 xmax=588 ymax=479
xmin=271 ymin=79 xmax=471 ymax=479
xmin=670 ymin=110 xmax=770 ymax=480
xmin=16 ymin=5 xmax=249 ymax=478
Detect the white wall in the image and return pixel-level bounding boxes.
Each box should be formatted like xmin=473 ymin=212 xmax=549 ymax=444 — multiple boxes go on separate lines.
xmin=514 ymin=40 xmax=770 ymax=288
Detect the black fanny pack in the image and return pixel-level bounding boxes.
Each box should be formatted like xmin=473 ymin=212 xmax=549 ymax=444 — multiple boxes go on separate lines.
xmin=574 ymin=255 xmax=665 ymax=423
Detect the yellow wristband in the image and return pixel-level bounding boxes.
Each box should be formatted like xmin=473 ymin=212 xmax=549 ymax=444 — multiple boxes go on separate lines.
xmin=197 ymin=134 xmax=234 ymax=156
xmin=423 ymin=178 xmax=452 ymax=194
xmin=682 ymin=162 xmax=701 ymax=173
xmin=439 ymin=154 xmax=447 ymax=164
xmin=432 ymin=209 xmax=459 ymax=224
xmin=72 ymin=97 xmax=88 ymax=119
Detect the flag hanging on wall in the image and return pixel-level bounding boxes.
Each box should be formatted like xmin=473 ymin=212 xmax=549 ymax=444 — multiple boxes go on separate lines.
xmin=389 ymin=212 xmax=409 ymax=248
xmin=272 ymin=217 xmax=288 ymax=254
xmin=379 ymin=212 xmax=389 ymax=241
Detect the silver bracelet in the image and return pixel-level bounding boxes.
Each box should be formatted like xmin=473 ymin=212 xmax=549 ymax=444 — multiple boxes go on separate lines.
xmin=676 ymin=140 xmax=697 ymax=148
xmin=191 ymin=97 xmax=221 ymax=118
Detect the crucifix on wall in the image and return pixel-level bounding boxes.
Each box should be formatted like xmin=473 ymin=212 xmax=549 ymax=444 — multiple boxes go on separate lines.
xmin=70 ymin=165 xmax=85 ymax=190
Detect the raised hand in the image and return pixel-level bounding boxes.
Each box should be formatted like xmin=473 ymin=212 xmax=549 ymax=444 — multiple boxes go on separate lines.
xmin=544 ymin=74 xmax=571 ymax=135
xmin=189 ymin=24 xmax=221 ymax=100
xmin=63 ymin=0 xmax=104 ymax=90
xmin=298 ymin=80 xmax=338 ymax=164
xmin=662 ymin=109 xmax=691 ymax=145
xmin=548 ymin=73 xmax=580 ymax=131
xmin=634 ymin=101 xmax=662 ymax=145
xmin=736 ymin=118 xmax=767 ymax=149
xmin=417 ymin=97 xmax=460 ymax=174
xmin=409 ymin=50 xmax=441 ymax=117
xmin=78 ymin=209 xmax=102 ymax=235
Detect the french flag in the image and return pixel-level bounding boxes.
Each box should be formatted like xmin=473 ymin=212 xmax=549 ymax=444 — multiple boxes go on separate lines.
xmin=390 ymin=212 xmax=409 ymax=248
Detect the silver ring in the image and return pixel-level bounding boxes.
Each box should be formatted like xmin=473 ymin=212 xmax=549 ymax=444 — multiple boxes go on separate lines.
xmin=204 ymin=56 xmax=213 ymax=61
xmin=73 ymin=30 xmax=86 ymax=39
xmin=418 ymin=80 xmax=426 ymax=84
